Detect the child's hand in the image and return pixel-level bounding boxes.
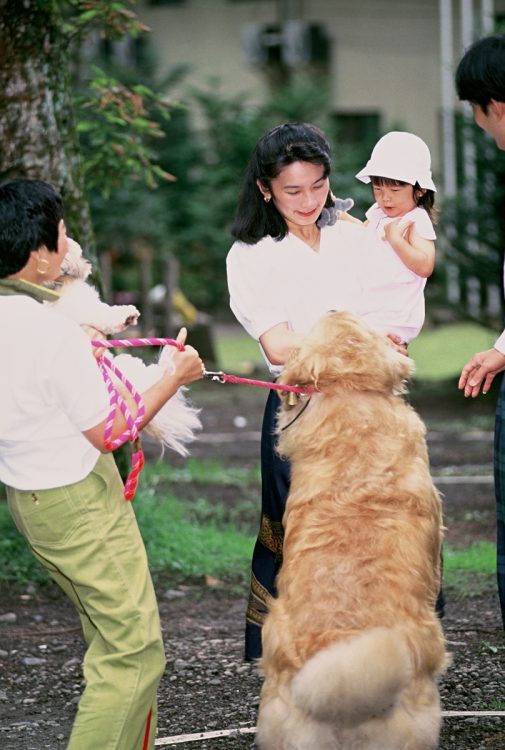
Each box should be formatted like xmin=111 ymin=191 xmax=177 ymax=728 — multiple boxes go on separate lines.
xmin=171 ymin=327 xmax=205 ymax=386
xmin=383 ymin=218 xmax=414 ymax=245
xmin=385 ymin=332 xmax=409 ymax=357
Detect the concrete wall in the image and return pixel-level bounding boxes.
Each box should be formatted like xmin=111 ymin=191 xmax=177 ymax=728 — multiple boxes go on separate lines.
xmin=136 ymin=0 xmax=505 ymax=179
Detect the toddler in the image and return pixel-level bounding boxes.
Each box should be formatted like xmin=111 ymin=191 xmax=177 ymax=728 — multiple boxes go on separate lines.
xmin=349 ymin=131 xmax=437 ymax=344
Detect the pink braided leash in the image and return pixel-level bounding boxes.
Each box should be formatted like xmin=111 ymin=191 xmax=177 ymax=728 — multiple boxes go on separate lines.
xmin=91 ymin=339 xmax=183 ymax=500
xmin=97 ymin=353 xmax=146 ymax=500
xmin=91 ymin=336 xmax=315 ymax=501
xmin=92 ymin=338 xmax=316 ymax=395
xmin=94 ymin=337 xmax=185 ymax=351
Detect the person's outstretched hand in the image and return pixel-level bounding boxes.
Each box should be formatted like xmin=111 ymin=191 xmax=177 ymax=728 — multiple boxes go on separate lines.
xmin=458 ymin=347 xmax=505 ymax=397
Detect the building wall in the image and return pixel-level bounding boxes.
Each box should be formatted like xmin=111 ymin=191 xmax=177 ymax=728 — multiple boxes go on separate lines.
xmin=136 ymin=0 xmax=505 ymax=181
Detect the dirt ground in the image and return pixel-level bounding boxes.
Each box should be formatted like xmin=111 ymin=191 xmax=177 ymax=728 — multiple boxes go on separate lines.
xmin=1 ymin=377 xmax=505 ymax=749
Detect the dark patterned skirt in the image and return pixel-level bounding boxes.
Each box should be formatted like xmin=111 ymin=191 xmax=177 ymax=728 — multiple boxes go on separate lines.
xmin=245 ymin=389 xmax=289 ymax=661
xmin=494 ymin=373 xmax=505 ymax=629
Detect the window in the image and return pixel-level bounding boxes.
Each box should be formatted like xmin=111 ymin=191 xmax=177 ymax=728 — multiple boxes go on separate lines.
xmin=331 ymin=112 xmax=381 ymax=146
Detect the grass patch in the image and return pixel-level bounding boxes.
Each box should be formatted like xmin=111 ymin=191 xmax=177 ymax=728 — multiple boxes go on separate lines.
xmin=0 ymin=463 xmax=256 ymax=589
xmin=409 ymin=322 xmax=497 ymax=380
xmin=443 ymin=541 xmax=496 ymax=597
xmin=0 ymin=460 xmax=498 ymax=594
xmin=134 ymin=484 xmax=254 ymax=583
xmin=152 ymin=457 xmax=260 ymax=486
xmin=444 ymin=541 xmax=495 ymax=573
xmin=486 ymin=698 xmax=505 ymax=709
xmin=145 ymin=459 xmax=260 ymax=533
xmin=215 ymin=330 xmax=266 ymax=374
xmin=0 ymin=509 xmax=50 ymax=586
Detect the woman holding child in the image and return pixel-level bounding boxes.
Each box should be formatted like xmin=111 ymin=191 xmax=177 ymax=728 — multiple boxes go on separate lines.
xmin=226 ymin=122 xmax=439 ymax=661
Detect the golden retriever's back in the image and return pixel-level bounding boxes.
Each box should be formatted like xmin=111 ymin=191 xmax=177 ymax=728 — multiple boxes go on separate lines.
xmin=256 ymin=312 xmax=447 ymax=750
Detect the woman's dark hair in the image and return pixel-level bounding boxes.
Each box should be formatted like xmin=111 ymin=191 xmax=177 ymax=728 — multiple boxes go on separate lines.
xmin=370 ymin=176 xmax=437 ymax=224
xmin=456 ymin=33 xmax=505 ymax=111
xmin=0 ymin=178 xmax=64 ymax=278
xmin=231 ymin=122 xmax=333 ymax=244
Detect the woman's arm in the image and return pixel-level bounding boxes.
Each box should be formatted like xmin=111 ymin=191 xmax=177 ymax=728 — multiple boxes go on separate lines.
xmin=259 ymin=322 xmax=305 ymax=366
xmin=383 ymin=219 xmax=435 ymax=277
xmin=83 ymin=328 xmax=203 ymax=451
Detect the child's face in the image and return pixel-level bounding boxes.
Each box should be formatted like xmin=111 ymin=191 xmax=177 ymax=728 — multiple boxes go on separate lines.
xmin=371 ymin=182 xmax=418 ymax=219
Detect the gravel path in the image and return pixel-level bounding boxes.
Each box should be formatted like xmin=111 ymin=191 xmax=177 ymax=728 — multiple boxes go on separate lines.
xmin=0 ymin=578 xmax=504 ymax=749
xmin=1 ymin=381 xmax=504 ymax=748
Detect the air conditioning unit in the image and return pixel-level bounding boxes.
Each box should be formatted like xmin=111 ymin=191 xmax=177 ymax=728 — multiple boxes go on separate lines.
xmin=282 ymin=20 xmax=330 ymax=66
xmin=242 ymin=23 xmax=283 ymax=66
xmin=242 ymin=21 xmax=330 ymax=67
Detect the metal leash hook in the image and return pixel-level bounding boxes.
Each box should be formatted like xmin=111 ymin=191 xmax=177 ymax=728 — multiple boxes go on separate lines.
xmin=203 ymin=369 xmax=226 ymax=383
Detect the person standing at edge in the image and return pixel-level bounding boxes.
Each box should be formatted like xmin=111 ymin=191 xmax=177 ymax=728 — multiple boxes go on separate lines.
xmin=456 ymin=33 xmax=505 ymax=629
xmin=0 ymin=178 xmax=204 ymax=748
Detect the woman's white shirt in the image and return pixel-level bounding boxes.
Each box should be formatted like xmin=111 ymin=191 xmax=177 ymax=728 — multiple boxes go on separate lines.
xmin=0 ymin=296 xmax=110 ymax=489
xmin=227 ymin=222 xmax=367 ymax=374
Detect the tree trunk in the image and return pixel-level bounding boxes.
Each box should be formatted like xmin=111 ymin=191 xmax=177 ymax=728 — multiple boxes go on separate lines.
xmin=0 ymin=0 xmax=95 ymax=254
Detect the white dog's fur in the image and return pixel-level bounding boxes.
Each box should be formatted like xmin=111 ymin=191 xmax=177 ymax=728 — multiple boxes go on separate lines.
xmin=48 ymin=239 xmax=201 ymax=455
xmin=256 ymin=311 xmax=448 ymax=750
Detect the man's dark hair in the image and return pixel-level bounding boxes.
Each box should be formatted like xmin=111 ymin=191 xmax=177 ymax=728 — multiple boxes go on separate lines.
xmin=456 ymin=33 xmax=505 ymax=111
xmin=0 ymin=179 xmax=64 ymax=278
xmin=231 ymin=122 xmax=333 ymax=245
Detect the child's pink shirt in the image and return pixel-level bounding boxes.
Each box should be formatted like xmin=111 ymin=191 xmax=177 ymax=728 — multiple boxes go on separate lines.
xmin=358 ymin=204 xmax=436 ymax=343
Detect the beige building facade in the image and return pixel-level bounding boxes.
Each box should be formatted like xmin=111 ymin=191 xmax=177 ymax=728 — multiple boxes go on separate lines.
xmin=135 ymin=0 xmax=505 ymax=190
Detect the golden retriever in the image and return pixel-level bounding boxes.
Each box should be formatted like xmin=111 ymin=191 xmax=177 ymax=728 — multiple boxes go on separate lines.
xmin=256 ymin=311 xmax=447 ymax=750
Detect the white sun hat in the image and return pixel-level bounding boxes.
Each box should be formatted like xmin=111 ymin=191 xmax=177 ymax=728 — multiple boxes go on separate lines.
xmin=356 ymin=131 xmax=436 ymax=191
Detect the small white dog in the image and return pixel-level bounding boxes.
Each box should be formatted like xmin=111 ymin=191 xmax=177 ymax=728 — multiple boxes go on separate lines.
xmin=49 ymin=238 xmax=201 ymax=456
xmin=55 ymin=238 xmax=141 ymax=335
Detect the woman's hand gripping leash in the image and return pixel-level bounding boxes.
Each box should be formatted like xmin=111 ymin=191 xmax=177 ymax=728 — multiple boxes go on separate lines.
xmin=92 ymin=326 xmax=204 ymax=500
xmin=171 ymin=326 xmax=206 ymax=386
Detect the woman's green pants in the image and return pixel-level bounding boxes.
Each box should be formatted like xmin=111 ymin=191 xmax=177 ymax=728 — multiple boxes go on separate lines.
xmin=7 ymin=453 xmax=165 ymax=749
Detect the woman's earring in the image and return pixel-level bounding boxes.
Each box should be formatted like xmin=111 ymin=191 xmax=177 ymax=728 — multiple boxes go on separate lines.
xmin=264 ymin=195 xmax=271 ymax=203
xmin=37 ymin=257 xmax=50 ymax=275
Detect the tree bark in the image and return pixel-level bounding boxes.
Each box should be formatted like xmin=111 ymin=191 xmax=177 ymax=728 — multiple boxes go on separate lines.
xmin=0 ymin=0 xmax=95 ymax=253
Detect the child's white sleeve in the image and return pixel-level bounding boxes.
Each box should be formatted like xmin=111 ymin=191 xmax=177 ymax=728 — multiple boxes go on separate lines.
xmin=411 ymin=209 xmax=437 ymax=240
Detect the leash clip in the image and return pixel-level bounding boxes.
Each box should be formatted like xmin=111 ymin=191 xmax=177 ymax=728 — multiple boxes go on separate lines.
xmin=203 ymin=369 xmax=226 ymax=383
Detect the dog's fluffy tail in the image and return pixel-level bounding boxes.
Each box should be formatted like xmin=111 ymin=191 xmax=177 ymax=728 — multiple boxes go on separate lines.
xmin=290 ymin=628 xmax=412 ymax=727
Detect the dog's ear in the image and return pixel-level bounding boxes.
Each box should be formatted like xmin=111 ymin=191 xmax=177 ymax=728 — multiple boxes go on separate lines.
xmin=60 ymin=238 xmax=93 ymax=281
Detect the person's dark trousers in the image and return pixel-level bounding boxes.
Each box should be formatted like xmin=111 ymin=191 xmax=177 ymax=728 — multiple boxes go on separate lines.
xmin=436 ymin=562 xmax=445 ymax=619
xmin=494 ymin=372 xmax=505 ymax=628
xmin=245 ymin=390 xmax=290 ymax=661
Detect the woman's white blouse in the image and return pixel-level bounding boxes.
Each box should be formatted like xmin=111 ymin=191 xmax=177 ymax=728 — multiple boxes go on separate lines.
xmin=226 ymin=222 xmax=367 ymax=373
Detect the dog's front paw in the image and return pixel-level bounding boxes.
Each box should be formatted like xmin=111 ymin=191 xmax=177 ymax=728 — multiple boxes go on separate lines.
xmin=100 ymin=305 xmax=141 ymax=334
